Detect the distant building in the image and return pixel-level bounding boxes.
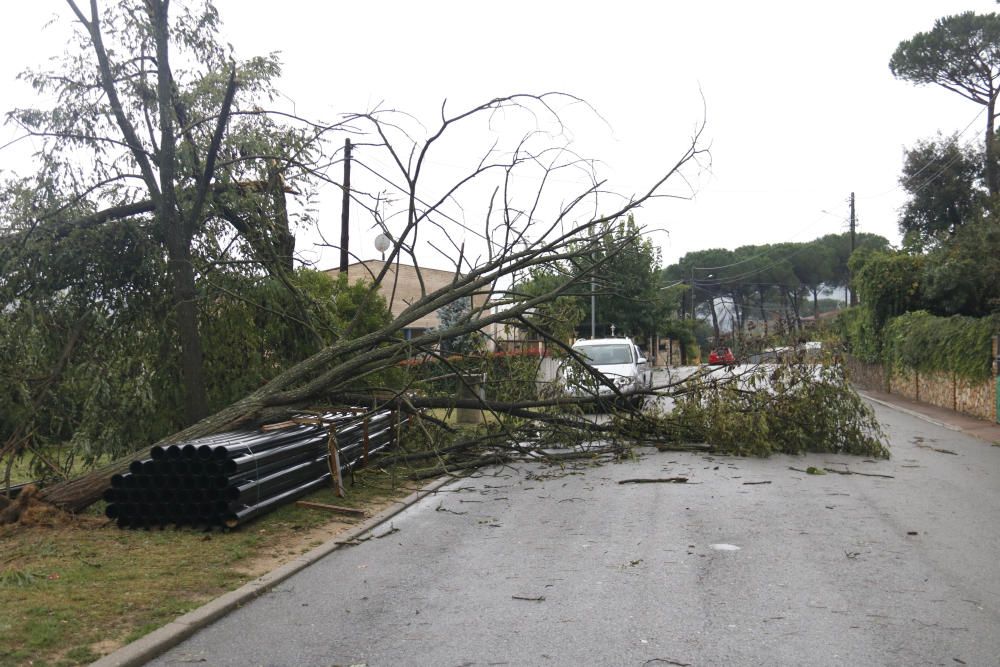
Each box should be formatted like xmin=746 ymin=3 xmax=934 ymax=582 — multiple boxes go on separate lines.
xmin=329 ymin=260 xmax=490 ymax=341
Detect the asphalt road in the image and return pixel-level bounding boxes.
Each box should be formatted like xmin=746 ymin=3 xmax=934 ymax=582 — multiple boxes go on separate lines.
xmin=150 ymin=401 xmax=1000 ymax=667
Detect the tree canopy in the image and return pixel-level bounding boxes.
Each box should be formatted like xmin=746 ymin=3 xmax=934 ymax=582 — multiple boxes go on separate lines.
xmin=890 ymin=11 xmax=1000 ymax=197
xmin=4 ymin=0 xmax=332 ymax=426
xmin=662 ymin=232 xmax=890 ymax=340
xmin=898 ymin=135 xmax=986 ymax=251
xmin=512 ymin=215 xmax=675 ymax=345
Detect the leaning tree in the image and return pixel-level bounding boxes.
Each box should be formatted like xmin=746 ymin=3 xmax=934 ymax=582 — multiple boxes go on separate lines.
xmin=4 ymin=1 xmax=890 ymax=516
xmin=30 ymin=88 xmax=710 ymax=511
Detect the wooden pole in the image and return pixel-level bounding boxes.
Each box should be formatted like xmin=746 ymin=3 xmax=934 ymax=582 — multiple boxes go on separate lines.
xmin=339 ymin=138 xmax=352 ymax=273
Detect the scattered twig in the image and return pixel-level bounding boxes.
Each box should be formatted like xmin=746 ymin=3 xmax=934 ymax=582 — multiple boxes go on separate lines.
xmin=742 ymin=480 xmax=771 ymax=485
xmin=915 ymin=444 xmax=958 ymax=455
xmin=618 ymin=477 xmax=689 ymax=485
xmin=435 ymin=503 xmax=468 ymax=515
xmin=511 ymin=595 xmax=545 ymax=602
xmin=337 ymin=533 xmax=373 ymax=547
xmin=822 ymin=468 xmax=894 ymax=478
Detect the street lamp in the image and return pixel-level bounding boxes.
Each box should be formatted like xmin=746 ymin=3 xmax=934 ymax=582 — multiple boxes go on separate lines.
xmin=374 ymin=233 xmax=391 ymax=261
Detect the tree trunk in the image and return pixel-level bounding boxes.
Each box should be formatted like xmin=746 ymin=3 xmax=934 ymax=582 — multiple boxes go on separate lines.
xmin=168 ymin=248 xmax=208 ymax=424
xmin=758 ymin=288 xmax=768 ymax=336
xmin=709 ymin=296 xmax=720 ymax=342
xmin=153 ymin=0 xmax=207 ymax=426
xmin=987 ymin=95 xmax=998 ymax=200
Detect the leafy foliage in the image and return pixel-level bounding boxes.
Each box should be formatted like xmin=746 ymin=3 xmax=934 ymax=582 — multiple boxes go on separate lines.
xmin=832 ymin=307 xmax=883 ymax=363
xmin=403 ymin=352 xmax=543 ymax=404
xmin=515 ymin=266 xmax=586 ymax=344
xmin=513 ymin=214 xmax=671 ymax=343
xmin=2 ymin=0 xmax=333 ymax=427
xmin=898 ymin=135 xmax=985 ymax=251
xmin=0 ymin=270 xmax=390 ymax=479
xmin=584 ymin=215 xmax=667 ymax=340
xmin=667 ymin=362 xmax=889 ymax=458
xmin=434 ymin=297 xmax=483 ymax=355
xmin=920 ymin=219 xmax=1000 ymax=317
xmin=884 ymin=311 xmax=1000 ymax=381
xmin=851 ymin=251 xmax=926 ymax=325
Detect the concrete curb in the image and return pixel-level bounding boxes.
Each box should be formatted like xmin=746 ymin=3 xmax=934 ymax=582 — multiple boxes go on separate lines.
xmin=858 ymin=391 xmax=959 ymax=431
xmin=90 ymin=475 xmax=455 ymax=667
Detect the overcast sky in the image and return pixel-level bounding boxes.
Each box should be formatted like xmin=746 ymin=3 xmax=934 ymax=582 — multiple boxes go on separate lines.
xmin=2 ymin=1 xmax=997 ymax=271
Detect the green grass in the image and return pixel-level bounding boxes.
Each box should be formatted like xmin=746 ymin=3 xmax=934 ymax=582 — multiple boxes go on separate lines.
xmin=0 ymin=467 xmax=410 ymax=667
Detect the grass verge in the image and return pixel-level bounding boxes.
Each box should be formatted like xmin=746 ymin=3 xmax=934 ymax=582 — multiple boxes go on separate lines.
xmin=0 ymin=467 xmax=417 ymax=667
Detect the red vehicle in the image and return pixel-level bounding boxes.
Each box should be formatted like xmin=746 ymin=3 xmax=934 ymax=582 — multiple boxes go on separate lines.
xmin=708 ymin=347 xmax=736 ymax=365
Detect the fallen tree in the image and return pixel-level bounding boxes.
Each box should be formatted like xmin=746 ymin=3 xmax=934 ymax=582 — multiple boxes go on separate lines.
xmin=6 ymin=6 xmax=888 ymax=516
xmin=35 ymin=91 xmax=711 ymax=512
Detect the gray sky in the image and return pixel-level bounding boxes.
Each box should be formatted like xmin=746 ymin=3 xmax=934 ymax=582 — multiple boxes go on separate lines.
xmin=2 ymin=1 xmax=997 ymax=271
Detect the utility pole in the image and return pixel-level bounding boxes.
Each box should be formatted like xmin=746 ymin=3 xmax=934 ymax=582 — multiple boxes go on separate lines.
xmin=849 ymin=191 xmax=857 ymax=306
xmin=590 ymin=225 xmax=597 ymax=338
xmin=590 ymin=278 xmax=596 ymax=338
xmin=339 ymin=138 xmax=352 ymax=273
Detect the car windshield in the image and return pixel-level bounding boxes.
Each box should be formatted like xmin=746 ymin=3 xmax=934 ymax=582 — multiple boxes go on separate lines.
xmin=576 ymin=344 xmax=633 ymax=365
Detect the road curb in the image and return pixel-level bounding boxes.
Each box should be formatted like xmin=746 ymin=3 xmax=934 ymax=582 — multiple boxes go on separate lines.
xmin=90 ymin=475 xmax=455 ymax=667
xmin=858 ymin=391 xmax=960 ymax=432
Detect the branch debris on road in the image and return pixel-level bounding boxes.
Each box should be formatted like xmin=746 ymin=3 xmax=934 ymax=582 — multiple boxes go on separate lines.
xmin=789 ymin=466 xmax=894 ymax=479
xmin=618 ymin=477 xmax=689 ymax=485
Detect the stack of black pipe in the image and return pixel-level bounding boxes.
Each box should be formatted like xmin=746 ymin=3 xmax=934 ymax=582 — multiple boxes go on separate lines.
xmin=104 ymin=409 xmax=398 ymax=529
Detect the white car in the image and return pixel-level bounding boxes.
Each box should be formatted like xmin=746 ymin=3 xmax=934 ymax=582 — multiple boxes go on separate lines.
xmin=562 ymin=337 xmax=652 ymax=406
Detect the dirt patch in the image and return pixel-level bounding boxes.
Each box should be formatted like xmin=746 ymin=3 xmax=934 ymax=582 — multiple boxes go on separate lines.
xmin=90 ymin=639 xmax=123 ymax=657
xmin=231 ymin=497 xmax=402 ymax=578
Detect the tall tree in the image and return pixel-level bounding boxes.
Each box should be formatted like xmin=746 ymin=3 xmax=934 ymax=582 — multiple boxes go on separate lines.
xmin=790 ymin=241 xmax=834 ymax=319
xmin=576 ymin=215 xmax=667 ymax=342
xmin=890 ymin=12 xmax=1000 ymax=198
xmin=5 ymin=0 xmax=322 ymax=425
xmin=898 ymin=135 xmax=986 ymax=251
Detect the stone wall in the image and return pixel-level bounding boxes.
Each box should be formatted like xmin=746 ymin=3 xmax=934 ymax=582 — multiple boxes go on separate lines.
xmin=955 ymin=375 xmax=997 ymax=421
xmin=843 ymin=356 xmax=887 ymax=392
xmin=846 ymin=356 xmax=996 ymax=422
xmin=890 ymin=367 xmax=919 ymax=403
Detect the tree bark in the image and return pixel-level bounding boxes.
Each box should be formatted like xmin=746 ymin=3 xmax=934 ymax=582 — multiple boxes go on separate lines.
xmin=987 ymin=95 xmax=998 ymax=200
xmin=154 ymin=0 xmax=207 ymax=425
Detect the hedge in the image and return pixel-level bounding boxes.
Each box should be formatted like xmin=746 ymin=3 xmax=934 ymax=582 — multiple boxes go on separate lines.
xmin=883 ymin=311 xmax=999 ymax=381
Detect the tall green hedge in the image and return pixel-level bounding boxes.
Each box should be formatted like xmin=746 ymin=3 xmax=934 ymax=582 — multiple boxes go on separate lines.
xmin=884 ymin=311 xmax=999 ymax=381
xmin=837 ymin=309 xmax=997 ymax=381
